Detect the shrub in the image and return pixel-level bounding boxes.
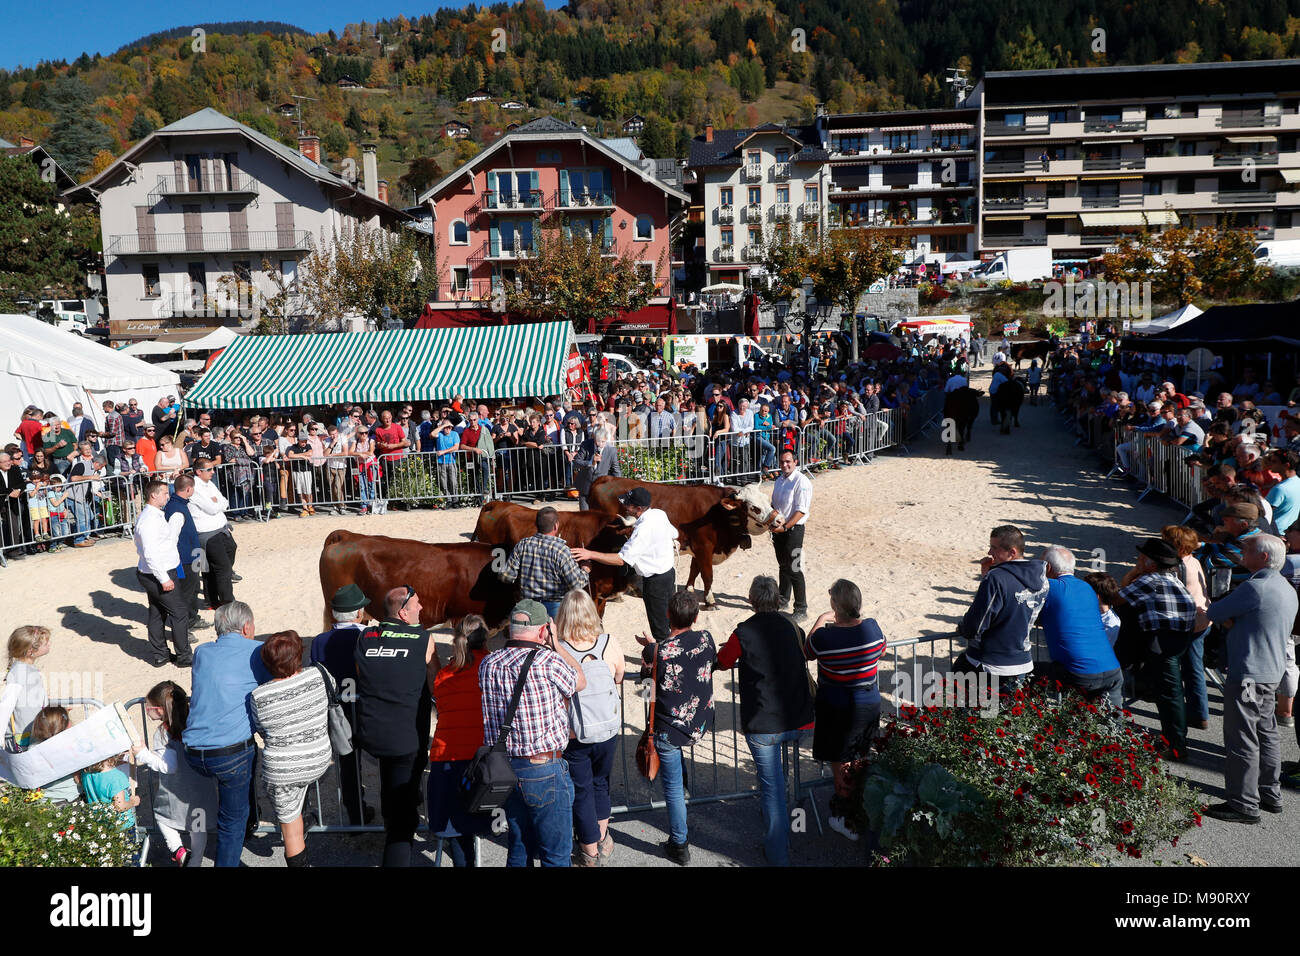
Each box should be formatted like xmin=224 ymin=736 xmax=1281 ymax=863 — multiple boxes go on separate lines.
xmin=861 ymin=678 xmax=1204 ymax=865
xmin=0 ymin=785 xmax=138 ymax=866
xmin=617 ymin=444 xmax=694 ymax=482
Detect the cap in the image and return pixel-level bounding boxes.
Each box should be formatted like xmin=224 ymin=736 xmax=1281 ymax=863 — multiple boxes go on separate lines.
xmin=510 ymin=599 xmax=550 ymax=626
xmin=331 ymin=584 xmax=369 ymax=612
xmin=1222 ymin=502 xmax=1260 ymax=521
xmin=619 ymin=487 xmax=652 ymax=509
xmin=1137 ymin=538 xmax=1181 ymax=568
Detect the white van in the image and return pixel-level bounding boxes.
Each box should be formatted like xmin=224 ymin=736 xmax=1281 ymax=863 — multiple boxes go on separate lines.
xmin=1254 ymin=240 xmax=1300 ymax=268
xmin=37 ymin=299 xmax=95 ymax=335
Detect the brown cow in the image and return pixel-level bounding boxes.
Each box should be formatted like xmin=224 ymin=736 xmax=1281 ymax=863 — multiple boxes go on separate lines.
xmin=587 ymin=477 xmax=776 ymax=606
xmin=318 ymin=531 xmax=516 ymax=632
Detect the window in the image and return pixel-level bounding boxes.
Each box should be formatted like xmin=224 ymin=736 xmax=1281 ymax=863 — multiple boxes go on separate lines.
xmin=746 ymin=149 xmax=761 ymax=165
xmin=1143 ymin=179 xmax=1164 ymax=196
xmin=635 ymin=215 xmax=653 ymax=240
xmin=280 ymin=260 xmax=297 ymax=291
xmin=883 ymin=162 xmax=919 ymax=187
xmin=1176 ymin=175 xmax=1197 ymax=194
xmin=232 ymin=261 xmax=252 ymax=281
xmin=885 ymin=132 xmax=918 ymax=151
xmin=720 ymin=228 xmax=733 ymax=246
xmin=997 ymin=112 xmax=1025 ymax=129
xmin=934 ymin=131 xmax=971 ymax=149
xmin=984 ymin=220 xmax=1024 ymax=237
xmin=1046 ymin=218 xmax=1069 ymax=235
xmin=636 ymin=263 xmax=654 ymax=284
xmin=935 ymin=235 xmax=966 ymax=253
xmin=537 ymin=149 xmax=561 ymax=163
xmin=748 ymin=227 xmax=761 ymax=245
xmin=142 ymin=265 xmax=160 ymax=298
xmin=1079 ymin=181 xmax=1119 ymax=200
xmin=1278 ymin=211 xmax=1294 ymax=229
xmin=1178 ymin=140 xmax=1197 ymax=157
xmin=452 ymin=266 xmax=470 ymax=292
xmin=776 ymin=186 xmax=789 ymax=203
xmin=805 ymin=185 xmax=819 ymax=203
xmin=719 ymin=187 xmax=733 ymax=206
xmin=1045 ymin=182 xmax=1067 ymax=199
xmin=450 ymin=220 xmax=468 ymax=245
xmin=775 ymin=148 xmax=790 ymax=163
xmin=1048 ymin=109 xmax=1069 ymax=124
xmin=748 ymin=187 xmax=761 ymax=205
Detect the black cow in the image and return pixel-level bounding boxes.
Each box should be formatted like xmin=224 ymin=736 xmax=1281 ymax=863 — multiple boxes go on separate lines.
xmin=992 ymin=378 xmax=1027 ymax=434
xmin=943 ymin=386 xmax=982 ymax=454
xmin=1009 ymin=339 xmax=1052 ymax=369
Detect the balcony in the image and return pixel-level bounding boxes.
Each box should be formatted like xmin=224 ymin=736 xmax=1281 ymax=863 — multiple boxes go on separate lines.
xmin=1213 ymin=151 xmax=1279 ymax=166
xmin=772 ymin=162 xmax=791 ymax=182
xmin=745 ymin=203 xmax=763 ymax=223
xmin=987 ymin=234 xmax=1048 ymax=247
xmin=148 ymin=174 xmax=259 ymax=203
xmin=1081 ymin=156 xmax=1146 ymax=171
xmin=549 ymin=189 xmax=615 ymax=209
xmin=718 ymin=205 xmax=734 ymax=224
xmin=1083 ymin=118 xmax=1147 ymax=133
xmin=107 ymin=230 xmax=312 ymax=256
xmin=799 ymin=202 xmax=819 ymax=220
xmin=1217 ymin=112 xmax=1282 ymax=129
xmin=715 ymin=245 xmax=735 ymax=262
xmin=1213 ymin=190 xmax=1278 ymax=204
xmin=743 ymin=164 xmax=763 ymax=182
xmin=742 ymin=243 xmax=763 ymax=261
xmin=485 ymin=189 xmax=546 ymax=211
xmin=1249 ymin=226 xmax=1277 ymax=240
xmin=1080 ymin=194 xmax=1144 ymax=208
xmin=773 ymin=202 xmax=791 ymax=221
xmin=986 ymin=119 xmax=1051 ymax=137
xmin=982 ymin=197 xmax=1048 ymax=211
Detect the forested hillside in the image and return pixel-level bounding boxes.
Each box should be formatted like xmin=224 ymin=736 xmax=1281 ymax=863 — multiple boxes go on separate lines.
xmin=2 ymin=0 xmax=1299 ymax=206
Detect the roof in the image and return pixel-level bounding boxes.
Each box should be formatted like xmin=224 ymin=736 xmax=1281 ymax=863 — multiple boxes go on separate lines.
xmin=0 ymin=137 xmax=13 ymax=148
xmin=984 ymin=59 xmax=1300 ymax=105
xmin=65 ymin=108 xmax=409 ymax=220
xmin=418 ymin=115 xmax=690 ymax=205
xmin=1 ymin=144 xmax=77 ymax=191
xmin=600 ymin=137 xmax=642 ymax=162
xmin=687 ymin=124 xmax=823 ymax=169
xmin=1121 ymin=299 xmax=1300 ymax=352
xmin=184 ymin=322 xmax=575 ymax=408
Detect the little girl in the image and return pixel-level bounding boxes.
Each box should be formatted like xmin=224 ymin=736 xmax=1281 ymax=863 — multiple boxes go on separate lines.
xmin=46 ymin=476 xmax=69 ymax=551
xmin=80 ymin=751 xmax=140 ymax=833
xmin=1 ymin=626 xmax=51 ymax=752
xmin=134 ymin=681 xmax=218 ymax=866
xmin=28 ymin=706 xmax=80 ymax=804
xmin=26 ymin=471 xmax=50 ymax=544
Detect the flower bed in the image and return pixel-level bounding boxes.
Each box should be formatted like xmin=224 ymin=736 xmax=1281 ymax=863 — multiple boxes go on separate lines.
xmin=859 ymin=679 xmax=1204 ymax=866
xmin=0 ymin=784 xmax=138 ymax=866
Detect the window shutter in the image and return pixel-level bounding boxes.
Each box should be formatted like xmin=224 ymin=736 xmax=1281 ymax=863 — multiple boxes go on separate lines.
xmin=529 ymin=169 xmax=539 ymax=205
xmin=604 ymin=215 xmax=613 ymax=250
xmin=558 ymin=170 xmax=569 ymax=206
xmin=489 ymin=222 xmax=499 ymax=256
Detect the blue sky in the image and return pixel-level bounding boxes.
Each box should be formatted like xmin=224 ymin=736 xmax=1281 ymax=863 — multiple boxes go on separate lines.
xmin=1 ymin=1 xmax=563 ymax=71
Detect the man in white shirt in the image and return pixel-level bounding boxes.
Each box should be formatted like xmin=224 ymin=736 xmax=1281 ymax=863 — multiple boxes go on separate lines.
xmin=770 ymin=449 xmax=813 ymax=620
xmin=134 ymin=479 xmax=191 ymax=667
xmin=572 ymin=486 xmax=678 ymax=641
xmin=190 ymin=457 xmax=239 ymax=609
xmin=944 ymin=371 xmax=970 ymax=393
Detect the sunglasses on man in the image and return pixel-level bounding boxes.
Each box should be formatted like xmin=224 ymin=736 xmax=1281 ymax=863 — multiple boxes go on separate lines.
xmin=400 ymin=585 xmax=416 ymax=612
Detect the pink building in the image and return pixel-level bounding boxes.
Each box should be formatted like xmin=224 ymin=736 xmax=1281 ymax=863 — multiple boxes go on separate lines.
xmin=417 ymin=117 xmax=689 ymax=332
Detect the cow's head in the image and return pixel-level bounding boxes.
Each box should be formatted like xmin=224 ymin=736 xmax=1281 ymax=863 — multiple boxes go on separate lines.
xmin=720 ymin=484 xmax=777 ymax=535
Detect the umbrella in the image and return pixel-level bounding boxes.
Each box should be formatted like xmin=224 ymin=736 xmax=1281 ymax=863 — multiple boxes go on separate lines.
xmin=864 ymin=342 xmax=904 ymax=360
xmin=701 ymin=282 xmax=745 ymax=293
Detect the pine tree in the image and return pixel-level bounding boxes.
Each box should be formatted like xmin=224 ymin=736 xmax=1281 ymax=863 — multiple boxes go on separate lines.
xmin=0 ymin=156 xmax=98 ymax=309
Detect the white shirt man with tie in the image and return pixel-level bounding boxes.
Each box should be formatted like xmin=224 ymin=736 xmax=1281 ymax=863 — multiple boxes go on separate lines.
xmin=134 ymin=479 xmax=191 ymax=667
xmin=770 ymin=449 xmax=812 ymax=620
xmin=572 ymin=486 xmax=678 ymax=641
xmin=190 ymin=458 xmax=239 ymax=609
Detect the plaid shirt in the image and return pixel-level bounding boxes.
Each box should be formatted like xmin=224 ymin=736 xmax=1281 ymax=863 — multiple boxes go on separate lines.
xmin=479 ymin=645 xmax=577 ymax=755
xmin=1119 ymin=571 xmax=1196 ymax=633
xmin=103 ymin=410 xmax=125 ymax=447
xmin=500 ymin=533 xmax=588 ymax=603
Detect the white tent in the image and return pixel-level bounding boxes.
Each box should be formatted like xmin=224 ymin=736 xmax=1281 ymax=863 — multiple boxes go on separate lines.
xmin=1 ymin=314 xmax=180 ymax=431
xmin=1127 ymin=303 xmax=1203 ymax=335
xmin=120 ymin=326 xmax=240 ymax=357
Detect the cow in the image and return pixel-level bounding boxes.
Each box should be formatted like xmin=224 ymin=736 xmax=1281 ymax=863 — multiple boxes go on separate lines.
xmin=942 ymin=386 xmax=982 ymax=455
xmin=992 ymin=378 xmax=1028 ymax=434
xmin=1008 ymin=339 xmax=1052 ymax=369
xmin=319 ymin=532 xmax=515 ymax=632
xmin=587 ymin=477 xmax=777 ymax=606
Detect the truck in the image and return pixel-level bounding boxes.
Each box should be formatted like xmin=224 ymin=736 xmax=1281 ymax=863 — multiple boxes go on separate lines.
xmin=1253 ymin=239 xmax=1300 ymax=268
xmin=664 ymin=334 xmax=777 ymax=371
xmin=970 ymin=248 xmax=1054 ymax=283
xmin=36 ymin=298 xmax=102 ymax=336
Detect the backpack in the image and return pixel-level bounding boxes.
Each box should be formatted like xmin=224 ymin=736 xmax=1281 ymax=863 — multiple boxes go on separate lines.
xmin=564 ymin=634 xmax=621 ymax=744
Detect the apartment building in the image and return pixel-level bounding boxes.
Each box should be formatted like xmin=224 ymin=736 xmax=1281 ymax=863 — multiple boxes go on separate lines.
xmin=686 ymin=122 xmax=828 ymax=286
xmin=815 ymin=107 xmax=979 ymax=267
xmin=975 ymin=59 xmax=1300 ymax=258
xmin=65 ymin=108 xmax=409 ymax=341
xmin=417 ymin=116 xmax=689 ymax=332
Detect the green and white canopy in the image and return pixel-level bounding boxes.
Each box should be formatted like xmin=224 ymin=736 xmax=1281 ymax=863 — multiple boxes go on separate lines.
xmin=185 ymin=322 xmax=574 ymax=409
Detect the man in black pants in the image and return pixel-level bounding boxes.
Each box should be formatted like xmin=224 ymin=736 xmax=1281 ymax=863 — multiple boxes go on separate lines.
xmin=190 ymin=459 xmax=238 ymax=609
xmin=164 ymin=474 xmax=211 ymax=631
xmin=354 ymin=585 xmax=440 ymax=866
xmin=770 ymin=450 xmax=812 ymax=621
xmin=572 ymin=486 xmax=678 ymax=641
xmin=132 ymin=480 xmax=192 ymax=667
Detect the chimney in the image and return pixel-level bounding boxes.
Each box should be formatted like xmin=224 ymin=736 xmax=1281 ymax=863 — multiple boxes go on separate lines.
xmin=378 ymin=179 xmax=389 ymax=204
xmin=361 ymin=142 xmax=378 ymax=199
xmin=18 ymin=135 xmax=34 ymax=148
xmin=704 ymin=125 xmax=713 ymax=143
xmin=298 ymin=133 xmax=320 ymax=164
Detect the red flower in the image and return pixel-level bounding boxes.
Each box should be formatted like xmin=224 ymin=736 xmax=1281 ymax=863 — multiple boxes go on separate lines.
xmin=1054 ymin=745 xmax=1065 ymax=755
xmin=1111 ymin=776 xmax=1123 ymax=785
xmin=996 ymin=728 xmax=1006 ymax=737
xmin=1085 ymin=774 xmax=1098 ymax=786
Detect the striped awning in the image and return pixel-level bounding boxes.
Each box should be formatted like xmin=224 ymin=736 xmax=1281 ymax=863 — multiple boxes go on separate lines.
xmin=1144 ymin=209 xmax=1181 ymax=226
xmin=185 ymin=322 xmax=574 ymax=409
xmin=1280 ymin=169 xmax=1300 ymax=184
xmin=1079 ymin=212 xmax=1146 ymax=227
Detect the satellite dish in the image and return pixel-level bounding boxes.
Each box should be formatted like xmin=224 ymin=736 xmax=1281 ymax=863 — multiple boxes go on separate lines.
xmin=1186 ymin=347 xmax=1216 ymax=392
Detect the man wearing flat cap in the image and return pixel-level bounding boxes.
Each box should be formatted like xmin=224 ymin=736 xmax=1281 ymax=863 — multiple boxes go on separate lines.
xmin=1201 ymin=501 xmax=1264 ymax=595
xmin=309 ymin=584 xmax=375 ymax=826
xmin=1115 ymin=539 xmax=1198 ymax=760
xmin=572 ymin=486 xmax=678 ymax=641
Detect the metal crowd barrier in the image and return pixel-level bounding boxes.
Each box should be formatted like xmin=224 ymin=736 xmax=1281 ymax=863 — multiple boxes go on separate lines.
xmin=0 ymin=472 xmax=135 ymax=563
xmin=1108 ymin=427 xmax=1206 ymax=513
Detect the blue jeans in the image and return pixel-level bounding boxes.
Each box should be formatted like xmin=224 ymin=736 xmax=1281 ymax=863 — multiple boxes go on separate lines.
xmin=1183 ymin=627 xmax=1210 ymax=724
xmin=654 ymin=732 xmax=688 ymax=845
xmin=753 ymin=436 xmax=777 ymax=470
xmin=357 ymin=473 xmax=374 ymax=508
xmin=746 ymin=728 xmax=805 ymax=866
xmin=185 ymin=740 xmax=255 ymax=868
xmin=72 ymin=497 xmax=92 ymax=543
xmin=564 ymin=736 xmax=617 ymax=846
xmin=541 ymin=600 xmax=562 ymax=620
xmin=504 ymin=757 xmax=574 ymax=867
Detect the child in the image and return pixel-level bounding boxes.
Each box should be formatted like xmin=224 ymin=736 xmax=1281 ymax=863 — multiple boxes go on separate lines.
xmin=1 ymin=626 xmax=51 ymax=752
xmin=26 ymin=470 xmax=50 ymax=544
xmin=80 ymin=751 xmax=140 ymax=832
xmin=134 ymin=681 xmax=217 ymax=867
xmin=1083 ymin=571 xmax=1122 ymax=646
xmin=46 ymin=475 xmax=69 ymax=551
xmin=28 ymin=706 xmax=80 ymax=805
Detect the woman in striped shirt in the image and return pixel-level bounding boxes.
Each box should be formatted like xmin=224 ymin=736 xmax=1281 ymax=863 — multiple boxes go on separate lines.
xmin=805 ymin=579 xmax=887 ymax=842
xmin=249 ymin=630 xmax=335 ymax=867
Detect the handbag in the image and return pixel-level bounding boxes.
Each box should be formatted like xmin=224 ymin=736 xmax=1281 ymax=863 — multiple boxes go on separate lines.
xmin=635 ymin=646 xmax=660 ymax=781
xmin=312 ymin=663 xmax=354 ymax=757
xmin=462 ymin=649 xmax=539 ymax=814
